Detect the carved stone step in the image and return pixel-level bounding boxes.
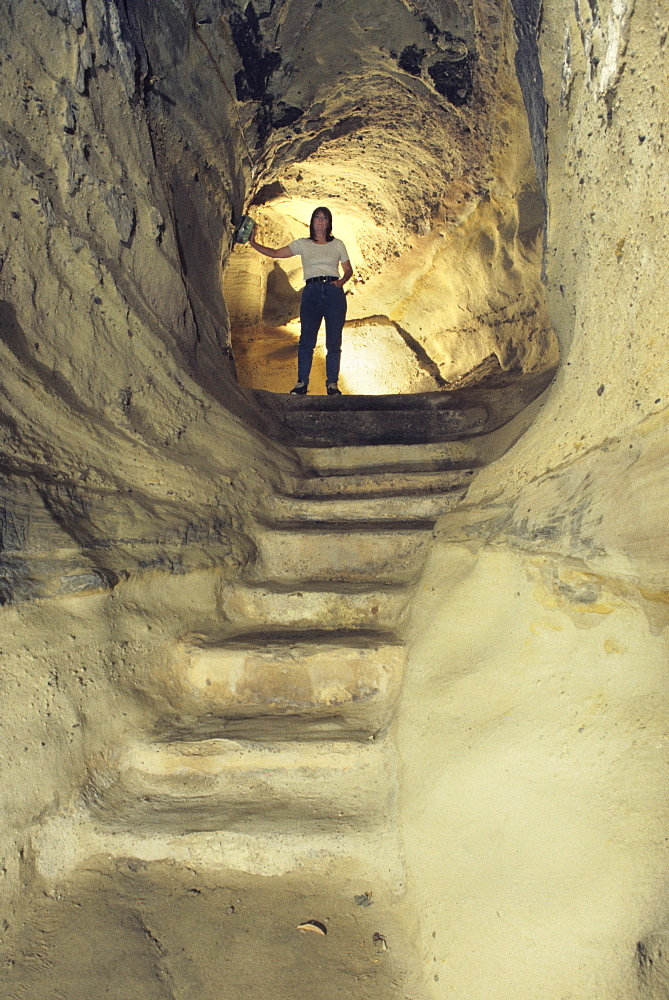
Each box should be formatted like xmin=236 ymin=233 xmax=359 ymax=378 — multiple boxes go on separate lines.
xmin=155 ymin=636 xmax=404 ymax=739
xmin=250 ymin=525 xmax=432 ymax=585
xmin=295 ymin=438 xmax=486 ymax=475
xmin=289 ymin=466 xmax=475 ymax=498
xmin=54 ymin=815 xmax=404 ymax=883
xmin=262 ymin=483 xmax=468 ymax=524
xmin=278 ymin=403 xmax=487 ymax=446
xmin=84 ymin=738 xmax=396 ymax=836
xmin=253 ymin=370 xmax=555 ymax=448
xmin=218 ymin=580 xmax=411 ymax=632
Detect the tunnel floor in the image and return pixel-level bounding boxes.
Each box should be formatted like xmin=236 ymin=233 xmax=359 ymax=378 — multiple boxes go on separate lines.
xmin=0 ymin=860 xmax=423 ymax=1000
xmin=231 ymin=320 xmax=446 ymax=397
xmin=232 ymin=323 xmax=333 ymax=395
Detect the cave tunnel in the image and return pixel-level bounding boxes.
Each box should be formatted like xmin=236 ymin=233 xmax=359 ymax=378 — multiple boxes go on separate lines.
xmin=222 ymin=0 xmax=559 ymax=398
xmin=1 ymin=1 xmax=668 ymax=999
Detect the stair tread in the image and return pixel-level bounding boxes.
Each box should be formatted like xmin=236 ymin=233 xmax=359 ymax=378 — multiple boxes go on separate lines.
xmin=84 ymin=738 xmax=395 ymax=834
xmin=253 ymin=369 xmax=555 ymax=448
xmin=228 ymin=578 xmax=410 ymax=594
xmin=253 ymin=519 xmax=436 ymax=532
xmin=152 ymin=637 xmax=404 ymax=743
xmin=278 ymin=406 xmax=487 ymax=447
xmin=120 ymin=736 xmax=390 ymax=763
xmin=260 ymin=487 xmax=468 ymax=525
xmin=219 ymin=582 xmax=411 ymax=632
xmin=250 ymin=526 xmax=431 ymax=585
xmin=81 ymin=823 xmax=405 ymax=883
xmin=282 ymin=482 xmax=468 ymax=499
xmin=295 ymin=439 xmax=485 ymax=474
xmin=172 ymin=629 xmax=404 ymax=647
xmin=156 ymin=715 xmax=389 ymax=742
xmin=291 ymin=468 xmax=475 ymax=497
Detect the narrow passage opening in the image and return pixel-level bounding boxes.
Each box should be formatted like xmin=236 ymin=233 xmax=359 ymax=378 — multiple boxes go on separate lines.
xmin=224 ymin=172 xmax=557 ymax=395
xmin=224 ymin=141 xmax=557 ymax=398
xmin=215 ymin=0 xmax=559 ymax=422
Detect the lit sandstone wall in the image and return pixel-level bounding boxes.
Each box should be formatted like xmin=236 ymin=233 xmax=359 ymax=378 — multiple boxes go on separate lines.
xmin=223 ymin=0 xmax=558 ymax=391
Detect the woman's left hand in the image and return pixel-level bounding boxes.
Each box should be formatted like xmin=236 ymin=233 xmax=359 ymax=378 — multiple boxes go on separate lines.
xmin=335 ymin=262 xmax=353 ymax=288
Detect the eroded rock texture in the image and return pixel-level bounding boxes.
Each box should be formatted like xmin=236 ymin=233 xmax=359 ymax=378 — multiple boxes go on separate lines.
xmin=0 ymin=1 xmax=667 ymax=999
xmin=0 ymin=0 xmax=282 ymax=604
xmin=398 ymin=2 xmax=669 ymax=997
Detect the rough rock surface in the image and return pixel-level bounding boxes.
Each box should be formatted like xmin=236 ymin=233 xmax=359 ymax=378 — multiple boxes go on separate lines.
xmin=0 ymin=1 xmax=667 ymax=999
xmin=0 ymin=860 xmax=425 ymax=1000
xmin=396 ymin=2 xmax=669 ymax=996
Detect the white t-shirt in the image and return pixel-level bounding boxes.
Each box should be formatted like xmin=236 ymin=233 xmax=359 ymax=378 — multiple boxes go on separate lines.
xmin=288 ymin=237 xmax=350 ymax=281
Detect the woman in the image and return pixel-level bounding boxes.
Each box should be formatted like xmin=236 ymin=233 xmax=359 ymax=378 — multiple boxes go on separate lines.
xmin=249 ymin=207 xmax=353 ymax=395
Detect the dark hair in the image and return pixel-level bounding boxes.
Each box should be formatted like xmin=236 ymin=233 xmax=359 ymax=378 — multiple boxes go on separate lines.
xmin=309 ymin=206 xmax=334 ymax=242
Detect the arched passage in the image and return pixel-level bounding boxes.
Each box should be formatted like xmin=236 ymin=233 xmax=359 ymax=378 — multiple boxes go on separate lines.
xmin=222 ymin=0 xmax=558 ymax=395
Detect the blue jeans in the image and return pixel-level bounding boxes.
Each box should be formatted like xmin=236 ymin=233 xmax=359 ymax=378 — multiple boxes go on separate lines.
xmin=297 ymin=281 xmax=347 ymax=385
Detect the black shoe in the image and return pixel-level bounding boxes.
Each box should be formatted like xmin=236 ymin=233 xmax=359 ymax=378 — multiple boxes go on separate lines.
xmin=326 ymin=382 xmax=342 ymax=395
xmin=290 ymin=381 xmax=308 ymax=395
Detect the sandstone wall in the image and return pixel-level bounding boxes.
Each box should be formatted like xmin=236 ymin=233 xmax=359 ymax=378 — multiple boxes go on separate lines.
xmin=0 ymin=0 xmax=295 ymax=920
xmin=396 ymin=2 xmax=669 ymax=996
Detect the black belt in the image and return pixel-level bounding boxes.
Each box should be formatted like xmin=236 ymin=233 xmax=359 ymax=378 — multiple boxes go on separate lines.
xmin=305 ymin=275 xmax=337 ymax=284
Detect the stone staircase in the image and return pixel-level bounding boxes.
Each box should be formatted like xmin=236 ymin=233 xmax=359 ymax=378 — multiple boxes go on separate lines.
xmin=78 ymin=377 xmax=551 ymax=881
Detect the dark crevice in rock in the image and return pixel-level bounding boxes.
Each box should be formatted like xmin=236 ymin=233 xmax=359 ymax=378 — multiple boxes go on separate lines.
xmin=250 ymin=180 xmax=285 ymax=206
xmin=95 ymin=0 xmax=149 ymax=101
xmin=390 ymin=321 xmax=448 ymax=387
xmin=398 ymin=44 xmax=426 ymax=77
xmin=586 ymin=0 xmax=599 ymax=25
xmin=40 ymin=0 xmax=85 ymax=30
xmin=270 ymin=103 xmax=304 ymax=129
xmin=419 ymin=15 xmax=440 ymax=38
xmin=225 ymin=0 xmax=281 ymax=146
xmin=397 ymin=17 xmax=472 ymax=106
xmin=427 ymin=56 xmax=473 ymax=106
xmin=510 ymin=0 xmax=547 ymax=203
